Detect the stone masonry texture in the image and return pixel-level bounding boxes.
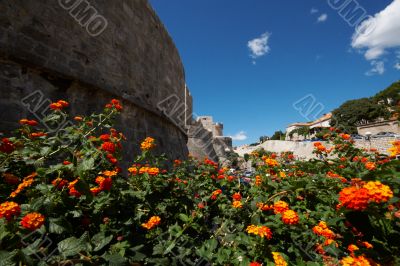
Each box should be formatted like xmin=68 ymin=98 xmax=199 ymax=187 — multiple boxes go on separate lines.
xmin=0 ymin=0 xmax=193 ymax=166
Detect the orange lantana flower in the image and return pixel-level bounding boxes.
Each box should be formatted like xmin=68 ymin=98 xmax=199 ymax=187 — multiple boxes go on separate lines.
xmin=10 ymin=172 xmax=37 ymax=198
xmin=281 ymin=210 xmax=299 ymax=225
xmin=232 ymin=201 xmax=243 ymax=209
xmin=20 ymin=212 xmax=45 ymax=231
xmin=141 ymin=137 xmax=156 ymax=151
xmin=232 ymin=192 xmax=242 ymax=201
xmin=211 ymin=189 xmax=222 ymax=200
xmin=340 ymin=255 xmax=371 ymax=266
xmin=0 ymin=201 xmax=21 ymax=221
xmin=272 ymin=252 xmax=288 ymax=266
xmin=246 ymin=225 xmax=272 ymax=239
xmin=141 ymin=216 xmax=161 ymax=230
xmin=363 ymin=181 xmax=393 ymax=203
xmin=273 ymin=201 xmax=289 ymax=214
xmin=364 ymin=162 xmax=376 ymax=171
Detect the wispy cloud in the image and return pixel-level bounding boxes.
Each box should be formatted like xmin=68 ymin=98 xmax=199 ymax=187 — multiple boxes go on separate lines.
xmin=317 ymin=13 xmax=328 ymax=23
xmin=230 ymin=131 xmax=248 ymax=141
xmin=395 ymin=51 xmax=400 ymax=70
xmin=365 ymin=60 xmax=385 ymax=76
xmin=310 ymin=8 xmax=319 ymax=14
xmin=247 ymin=32 xmax=271 ymax=61
xmin=352 ymin=0 xmax=400 ymax=61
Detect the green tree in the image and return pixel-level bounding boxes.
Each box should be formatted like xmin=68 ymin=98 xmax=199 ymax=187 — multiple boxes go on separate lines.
xmin=330 ymin=98 xmax=390 ymax=134
xmin=271 ymin=130 xmax=284 ymax=140
xmin=373 ymin=81 xmax=400 ymax=106
xmin=289 ymin=126 xmax=310 ymax=139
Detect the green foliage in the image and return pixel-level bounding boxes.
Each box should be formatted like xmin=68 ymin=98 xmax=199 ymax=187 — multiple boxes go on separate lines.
xmin=271 ymin=130 xmax=285 ymax=140
xmin=289 ymin=126 xmax=310 ymax=139
xmin=331 ymin=98 xmax=390 ymax=134
xmin=373 ymin=81 xmax=400 ymax=106
xmin=0 ymin=100 xmax=399 ymax=265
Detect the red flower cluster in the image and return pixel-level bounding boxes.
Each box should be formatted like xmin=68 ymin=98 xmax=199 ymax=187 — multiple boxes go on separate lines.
xmin=105 ymin=99 xmax=123 ymax=111
xmin=0 ymin=201 xmax=21 ymax=221
xmin=30 ymin=132 xmax=47 ymax=138
xmin=232 ymin=192 xmax=242 ymax=201
xmin=19 ymin=119 xmax=38 ymax=126
xmin=211 ymin=189 xmax=222 ymax=200
xmin=0 ymin=138 xmax=15 ymax=154
xmin=101 ymin=141 xmax=116 ymax=153
xmin=49 ymin=100 xmax=69 ymax=110
xmin=204 ymin=158 xmax=218 ymax=168
xmin=68 ymin=179 xmax=81 ymax=197
xmin=20 ymin=212 xmax=45 ymax=231
xmin=90 ymin=176 xmax=112 ymax=195
xmin=51 ymin=178 xmax=68 ymax=190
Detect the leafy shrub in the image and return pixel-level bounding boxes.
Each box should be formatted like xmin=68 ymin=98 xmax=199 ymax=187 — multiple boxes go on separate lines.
xmin=0 ymin=100 xmax=399 ymax=265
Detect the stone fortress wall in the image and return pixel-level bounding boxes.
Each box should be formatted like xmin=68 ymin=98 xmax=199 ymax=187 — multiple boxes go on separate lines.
xmin=235 ymin=137 xmax=397 ymax=160
xmin=0 ymin=0 xmax=193 ymax=165
xmin=188 ymin=116 xmax=233 ymax=163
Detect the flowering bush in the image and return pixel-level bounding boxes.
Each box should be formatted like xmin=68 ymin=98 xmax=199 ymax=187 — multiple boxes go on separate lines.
xmin=0 ymin=99 xmax=399 ymax=265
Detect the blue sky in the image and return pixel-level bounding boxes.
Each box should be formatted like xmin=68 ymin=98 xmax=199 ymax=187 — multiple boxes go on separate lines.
xmin=149 ymin=0 xmax=400 ymax=145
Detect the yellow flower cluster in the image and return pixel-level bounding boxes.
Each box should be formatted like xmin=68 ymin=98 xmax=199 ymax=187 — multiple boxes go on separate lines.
xmin=128 ymin=166 xmax=160 ymax=176
xmin=272 ymin=252 xmax=288 ymax=266
xmin=140 ymin=137 xmax=156 ymax=151
xmin=232 ymin=201 xmax=243 ymax=208
xmin=388 ymin=140 xmax=400 ymax=157
xmin=246 ymin=225 xmax=272 ymax=239
xmin=340 ymin=255 xmax=371 ymax=266
xmin=363 ymin=181 xmax=394 ymax=203
xmin=10 ymin=172 xmax=37 ymax=198
xmin=265 ymin=158 xmax=279 ymax=167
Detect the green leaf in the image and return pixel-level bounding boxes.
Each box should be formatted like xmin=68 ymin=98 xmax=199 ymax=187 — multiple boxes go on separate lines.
xmin=92 ymin=233 xmax=113 ymax=252
xmin=178 ymin=213 xmax=190 ymax=223
xmin=0 ymin=220 xmax=9 ymax=243
xmin=0 ymin=250 xmax=18 ymax=266
xmin=77 ymin=157 xmax=94 ymax=177
xmin=49 ymin=217 xmax=68 ymax=234
xmin=103 ymin=253 xmax=127 ymax=266
xmin=58 ymin=233 xmax=88 ymax=257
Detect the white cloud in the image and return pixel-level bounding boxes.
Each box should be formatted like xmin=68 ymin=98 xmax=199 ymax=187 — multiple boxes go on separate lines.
xmin=395 ymin=62 xmax=400 ymax=70
xmin=317 ymin=13 xmax=328 ymax=23
xmin=365 ymin=60 xmax=385 ymax=76
xmin=310 ymin=8 xmax=319 ymax=14
xmin=230 ymin=131 xmax=248 ymax=141
xmin=248 ymin=32 xmax=271 ymax=59
xmin=352 ymin=0 xmax=400 ymax=60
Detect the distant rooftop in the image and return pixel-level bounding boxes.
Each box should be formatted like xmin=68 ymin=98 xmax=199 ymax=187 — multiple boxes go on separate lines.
xmin=287 ymin=113 xmax=332 ymax=128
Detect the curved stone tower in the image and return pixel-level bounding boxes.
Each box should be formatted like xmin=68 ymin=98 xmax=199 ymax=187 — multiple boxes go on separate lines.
xmin=0 ymin=0 xmax=192 ymax=164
